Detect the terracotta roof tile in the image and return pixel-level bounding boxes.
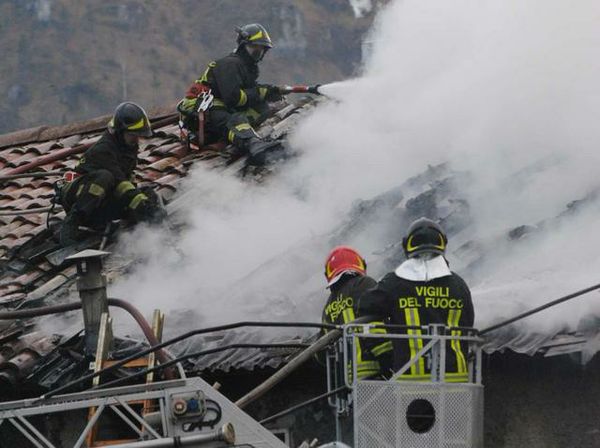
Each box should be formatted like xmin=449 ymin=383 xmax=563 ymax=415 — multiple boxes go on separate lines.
xmin=11 ymin=214 xmax=45 ymax=226
xmin=0 ymin=274 xmax=19 ymax=287
xmin=138 ymin=154 xmax=162 ymax=165
xmin=6 ymin=223 xmax=36 ymax=239
xmin=4 ymin=198 xmax=30 ymax=210
xmin=146 ymin=157 xmax=180 ymax=172
xmin=8 ymin=147 xmax=27 ymax=155
xmin=140 ymin=170 xmax=165 ymax=182
xmin=0 ymin=236 xmax=18 ymax=250
xmin=149 ymin=142 xmax=184 ymax=156
xmin=154 ymin=173 xmax=181 ymax=190
xmin=24 ymin=141 xmax=64 ymax=155
xmin=153 ymin=124 xmax=180 ymax=138
xmin=0 ymin=285 xmax=24 ymax=297
xmin=0 ymin=292 xmax=26 ymax=305
xmin=12 ymin=269 xmax=48 ymax=289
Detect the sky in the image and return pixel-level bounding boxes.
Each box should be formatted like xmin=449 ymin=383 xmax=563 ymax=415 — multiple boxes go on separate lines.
xmin=109 ymin=0 xmax=600 ymax=345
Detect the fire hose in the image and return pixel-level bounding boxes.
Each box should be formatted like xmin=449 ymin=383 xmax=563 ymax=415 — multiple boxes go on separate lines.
xmin=0 ymin=298 xmax=171 ymax=366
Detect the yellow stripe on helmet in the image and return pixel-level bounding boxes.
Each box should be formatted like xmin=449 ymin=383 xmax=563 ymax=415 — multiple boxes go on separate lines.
xmin=127 ymin=117 xmax=146 ymax=131
xmin=249 ymin=30 xmax=264 ymax=41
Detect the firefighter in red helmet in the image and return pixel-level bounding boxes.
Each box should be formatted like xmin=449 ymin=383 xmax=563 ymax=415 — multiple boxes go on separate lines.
xmin=322 ymin=246 xmax=392 ymax=380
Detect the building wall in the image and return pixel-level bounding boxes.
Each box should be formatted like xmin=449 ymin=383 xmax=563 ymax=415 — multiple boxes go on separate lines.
xmin=210 ymin=352 xmax=600 ymax=447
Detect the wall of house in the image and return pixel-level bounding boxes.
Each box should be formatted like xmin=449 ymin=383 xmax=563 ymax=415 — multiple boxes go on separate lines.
xmin=209 ymin=352 xmax=600 ymax=447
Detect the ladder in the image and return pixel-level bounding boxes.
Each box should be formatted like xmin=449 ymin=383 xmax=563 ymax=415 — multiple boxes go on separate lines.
xmin=86 ymin=310 xmax=165 ymax=447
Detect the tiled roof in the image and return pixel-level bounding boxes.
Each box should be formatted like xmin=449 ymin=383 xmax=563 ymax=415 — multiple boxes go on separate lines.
xmin=0 ymin=100 xmax=310 ymax=298
xmin=0 ymin=98 xmax=318 ymax=383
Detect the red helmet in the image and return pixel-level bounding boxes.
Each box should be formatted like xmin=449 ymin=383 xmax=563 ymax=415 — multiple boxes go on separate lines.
xmin=324 ymin=246 xmax=367 ymax=287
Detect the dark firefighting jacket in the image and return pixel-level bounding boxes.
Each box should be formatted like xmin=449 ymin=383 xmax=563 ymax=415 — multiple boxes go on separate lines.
xmin=76 ymin=131 xmax=137 ymax=182
xmin=198 ymin=50 xmax=267 ymax=111
xmin=72 ymin=131 xmax=147 ymax=212
xmin=358 ymin=267 xmax=474 ymax=382
xmin=322 ymin=274 xmax=392 ymax=380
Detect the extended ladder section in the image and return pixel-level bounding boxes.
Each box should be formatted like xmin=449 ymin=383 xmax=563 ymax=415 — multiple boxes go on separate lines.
xmin=85 ymin=310 xmax=166 ymax=447
xmin=326 ymin=323 xmax=484 ymax=448
xmin=0 ymin=376 xmax=288 ymax=448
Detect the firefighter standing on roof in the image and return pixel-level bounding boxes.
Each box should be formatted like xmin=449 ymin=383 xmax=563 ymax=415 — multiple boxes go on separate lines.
xmin=322 ymin=246 xmax=392 ymax=380
xmin=358 ymin=218 xmax=475 ymax=382
xmin=180 ymin=23 xmax=282 ymax=156
xmin=59 ymin=102 xmax=164 ymax=246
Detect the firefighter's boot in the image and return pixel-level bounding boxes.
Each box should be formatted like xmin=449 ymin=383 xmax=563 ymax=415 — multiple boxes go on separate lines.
xmin=242 ymin=136 xmax=282 ymax=165
xmin=59 ymin=210 xmax=85 ymax=246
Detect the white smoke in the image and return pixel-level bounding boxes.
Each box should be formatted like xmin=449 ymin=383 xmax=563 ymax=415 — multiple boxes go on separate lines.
xmin=113 ymin=0 xmax=600 ymax=340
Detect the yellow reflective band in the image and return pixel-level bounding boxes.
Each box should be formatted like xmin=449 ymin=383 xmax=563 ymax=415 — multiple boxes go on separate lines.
xmin=127 ymin=117 xmax=146 ymax=131
xmin=236 ymin=89 xmax=248 ymax=107
xmin=227 ymin=130 xmax=235 ymax=143
xmin=372 ymin=341 xmax=393 ymax=357
xmin=88 ymin=183 xmax=105 ymax=197
xmin=249 ymin=30 xmax=264 ymax=41
xmin=434 ymin=233 xmax=446 ymax=250
xmin=180 ymin=98 xmax=197 ymax=111
xmin=405 ymin=308 xmax=425 ymax=375
xmin=412 ymin=307 xmax=425 ymax=374
xmin=406 ymin=233 xmax=446 ymax=252
xmin=342 ymin=308 xmax=355 ymax=324
xmin=212 ymin=98 xmax=226 ymax=107
xmin=396 ymin=372 xmax=468 ymax=382
xmin=76 ymin=184 xmax=84 ymax=197
xmin=404 ymin=309 xmax=418 ymax=376
xmin=448 ymin=309 xmax=467 ymax=374
xmin=128 ymin=193 xmax=148 ymax=210
xmin=198 ymin=61 xmax=216 ymax=83
xmin=244 ymin=108 xmax=261 ymax=121
xmin=115 ymin=181 xmax=136 ymax=198
xmin=368 ymin=321 xmax=387 ymax=335
xmin=259 ymin=87 xmax=268 ymax=100
xmin=234 ymin=123 xmax=252 ymax=131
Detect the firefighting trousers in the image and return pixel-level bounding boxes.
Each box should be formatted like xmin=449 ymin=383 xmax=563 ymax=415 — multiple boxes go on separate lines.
xmin=205 ymin=104 xmax=269 ymax=146
xmin=60 ymin=169 xmax=148 ymax=226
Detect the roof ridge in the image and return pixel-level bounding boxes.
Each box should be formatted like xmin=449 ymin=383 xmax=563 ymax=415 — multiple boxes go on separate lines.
xmin=0 ymin=104 xmax=178 ymax=150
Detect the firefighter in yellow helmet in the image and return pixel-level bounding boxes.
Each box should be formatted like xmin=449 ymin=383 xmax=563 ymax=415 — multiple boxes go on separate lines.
xmin=59 ymin=102 xmax=164 ymax=246
xmin=359 ymin=218 xmax=475 ymax=382
xmin=322 ymin=246 xmax=393 ymax=380
xmin=180 ymin=23 xmax=282 ymax=158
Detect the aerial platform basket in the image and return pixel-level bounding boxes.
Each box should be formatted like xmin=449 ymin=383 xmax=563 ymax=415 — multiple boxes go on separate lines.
xmin=329 ymin=323 xmax=484 ymax=448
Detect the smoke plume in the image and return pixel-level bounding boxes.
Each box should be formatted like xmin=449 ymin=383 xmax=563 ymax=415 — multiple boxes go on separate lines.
xmin=112 ymin=0 xmax=600 ymax=342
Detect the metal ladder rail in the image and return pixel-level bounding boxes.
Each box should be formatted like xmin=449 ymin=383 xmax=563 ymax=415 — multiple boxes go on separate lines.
xmin=86 ymin=310 xmax=165 ymax=447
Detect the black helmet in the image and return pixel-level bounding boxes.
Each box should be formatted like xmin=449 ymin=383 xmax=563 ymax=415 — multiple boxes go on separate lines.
xmin=236 ymin=23 xmax=273 ymax=49
xmin=108 ymin=102 xmax=152 ymax=137
xmin=402 ymin=218 xmax=448 ymax=259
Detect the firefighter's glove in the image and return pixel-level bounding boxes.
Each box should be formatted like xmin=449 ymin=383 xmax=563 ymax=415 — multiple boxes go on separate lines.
xmin=259 ymin=85 xmax=283 ymax=103
xmin=133 ymin=188 xmax=167 ymax=224
xmin=135 ymin=200 xmax=167 ymax=225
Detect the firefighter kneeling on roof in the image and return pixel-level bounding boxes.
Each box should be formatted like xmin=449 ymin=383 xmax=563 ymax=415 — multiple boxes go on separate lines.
xmin=179 ymin=23 xmax=283 ymax=159
xmin=58 ymin=102 xmax=165 ymax=246
xmin=322 ymin=246 xmax=393 ymax=380
xmin=359 ymin=218 xmax=475 ymax=382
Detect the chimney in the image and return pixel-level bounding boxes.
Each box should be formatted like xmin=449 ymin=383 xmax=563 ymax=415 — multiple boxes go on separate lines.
xmin=66 ymin=249 xmax=110 ymax=355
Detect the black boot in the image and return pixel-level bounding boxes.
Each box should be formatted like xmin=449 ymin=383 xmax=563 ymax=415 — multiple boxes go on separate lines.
xmin=59 ymin=211 xmax=85 ymax=246
xmin=245 ymin=137 xmax=283 ymax=166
